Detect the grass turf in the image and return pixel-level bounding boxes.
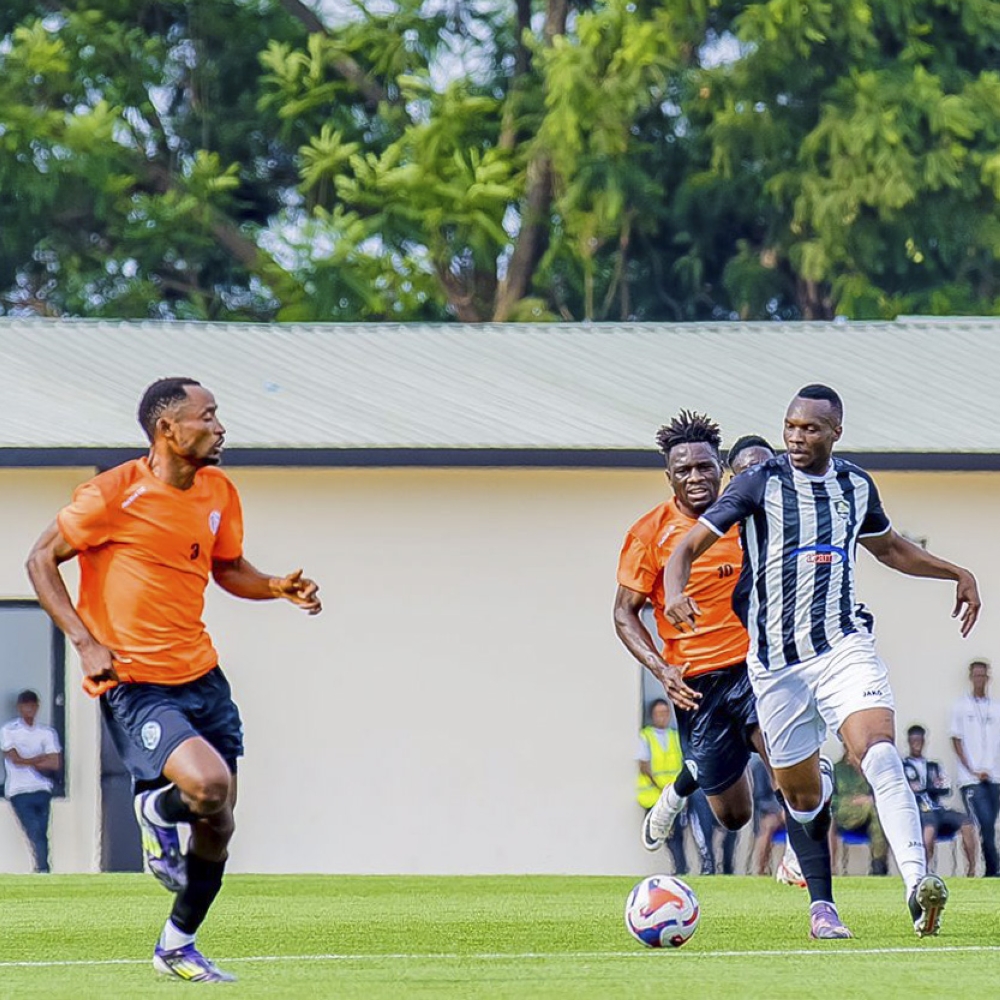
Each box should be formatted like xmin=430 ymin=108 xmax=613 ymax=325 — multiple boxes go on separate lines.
xmin=1 ymin=874 xmax=998 ymax=998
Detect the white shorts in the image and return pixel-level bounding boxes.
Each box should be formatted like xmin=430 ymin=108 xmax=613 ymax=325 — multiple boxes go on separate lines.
xmin=748 ymin=632 xmax=895 ymax=769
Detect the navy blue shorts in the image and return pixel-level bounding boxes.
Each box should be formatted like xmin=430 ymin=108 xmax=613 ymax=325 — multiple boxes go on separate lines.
xmin=100 ymin=667 xmax=244 ymax=787
xmin=675 ymin=663 xmax=758 ymax=796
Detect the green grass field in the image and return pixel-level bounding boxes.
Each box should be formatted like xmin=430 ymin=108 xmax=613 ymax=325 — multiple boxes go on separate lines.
xmin=2 ymin=875 xmax=998 ymax=999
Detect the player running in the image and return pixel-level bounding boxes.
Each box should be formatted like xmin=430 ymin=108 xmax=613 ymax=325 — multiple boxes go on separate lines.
xmin=614 ymin=411 xmax=849 ymax=939
xmin=26 ymin=378 xmax=322 ymax=982
xmin=664 ymin=385 xmax=981 ymax=936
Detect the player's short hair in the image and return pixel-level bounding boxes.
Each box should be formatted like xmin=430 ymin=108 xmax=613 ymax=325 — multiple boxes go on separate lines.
xmin=138 ymin=377 xmax=202 ymax=442
xmin=907 ymin=724 xmax=926 ymax=738
xmin=655 ymin=410 xmax=722 ymax=462
xmin=969 ymin=659 xmax=991 ymax=673
xmin=16 ymin=689 xmax=39 ymax=704
xmin=795 ymin=383 xmax=843 ymax=423
xmin=726 ymin=434 xmax=774 ymax=472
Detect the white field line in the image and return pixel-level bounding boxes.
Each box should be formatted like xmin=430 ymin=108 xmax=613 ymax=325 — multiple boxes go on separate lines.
xmin=2 ymin=946 xmax=1000 ymax=969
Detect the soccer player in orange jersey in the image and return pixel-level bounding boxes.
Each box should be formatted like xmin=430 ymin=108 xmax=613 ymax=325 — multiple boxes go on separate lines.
xmin=26 ymin=377 xmax=322 ymax=983
xmin=614 ymin=411 xmax=850 ymax=939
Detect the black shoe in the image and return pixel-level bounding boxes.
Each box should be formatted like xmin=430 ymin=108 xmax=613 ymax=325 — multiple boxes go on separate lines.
xmin=870 ymin=859 xmax=889 ymax=876
xmin=908 ymin=874 xmax=948 ymax=937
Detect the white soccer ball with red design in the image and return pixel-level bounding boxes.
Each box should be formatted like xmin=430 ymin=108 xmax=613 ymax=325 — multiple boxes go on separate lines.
xmin=624 ymin=874 xmax=700 ymax=948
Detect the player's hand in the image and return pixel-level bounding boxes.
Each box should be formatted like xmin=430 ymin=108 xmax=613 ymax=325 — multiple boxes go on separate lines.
xmin=79 ymin=640 xmax=121 ymax=697
xmin=271 ymin=569 xmax=323 ymax=615
xmin=664 ymin=593 xmax=702 ymax=632
xmin=653 ymin=662 xmax=702 ymax=713
xmin=952 ymin=570 xmax=981 ymax=637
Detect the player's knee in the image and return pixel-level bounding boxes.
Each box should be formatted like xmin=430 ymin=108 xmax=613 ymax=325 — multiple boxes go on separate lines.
xmin=715 ymin=804 xmax=752 ymax=830
xmin=783 ymin=787 xmax=822 ymax=814
xmin=185 ymin=771 xmax=231 ymax=815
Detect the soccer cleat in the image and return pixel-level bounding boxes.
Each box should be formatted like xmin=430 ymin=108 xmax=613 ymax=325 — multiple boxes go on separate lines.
xmin=908 ymin=874 xmax=948 ymax=937
xmin=153 ymin=944 xmax=237 ymax=982
xmin=809 ymin=902 xmax=853 ymax=939
xmin=775 ymin=852 xmax=807 ymax=889
xmin=641 ymin=787 xmax=684 ymax=852
xmin=134 ymin=791 xmax=187 ymax=894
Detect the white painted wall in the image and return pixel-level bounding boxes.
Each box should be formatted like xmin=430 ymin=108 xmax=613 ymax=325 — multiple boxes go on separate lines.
xmin=1 ymin=466 xmax=997 ymax=875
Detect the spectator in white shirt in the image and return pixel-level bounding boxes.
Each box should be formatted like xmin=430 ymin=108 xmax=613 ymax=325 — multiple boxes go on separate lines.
xmin=1 ymin=690 xmax=61 ymax=873
xmin=950 ymin=660 xmax=1000 ymax=877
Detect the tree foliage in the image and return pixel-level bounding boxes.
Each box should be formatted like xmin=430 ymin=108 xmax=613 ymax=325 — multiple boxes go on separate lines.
xmin=1 ymin=0 xmax=998 ymax=321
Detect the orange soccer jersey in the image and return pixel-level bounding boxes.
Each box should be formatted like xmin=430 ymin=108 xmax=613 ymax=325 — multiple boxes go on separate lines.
xmin=617 ymin=499 xmax=747 ymax=678
xmin=56 ymin=458 xmax=244 ymax=686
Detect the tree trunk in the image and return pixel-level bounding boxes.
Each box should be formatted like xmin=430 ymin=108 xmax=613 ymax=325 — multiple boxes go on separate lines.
xmin=492 ymin=0 xmax=569 ymax=322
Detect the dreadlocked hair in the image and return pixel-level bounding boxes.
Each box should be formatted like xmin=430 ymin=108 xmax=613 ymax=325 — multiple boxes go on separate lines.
xmin=655 ymin=410 xmax=722 ymax=460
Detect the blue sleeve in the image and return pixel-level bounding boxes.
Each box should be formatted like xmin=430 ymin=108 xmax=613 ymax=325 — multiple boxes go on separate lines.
xmin=858 ymin=474 xmax=891 ymax=537
xmin=699 ymin=467 xmax=766 ymax=536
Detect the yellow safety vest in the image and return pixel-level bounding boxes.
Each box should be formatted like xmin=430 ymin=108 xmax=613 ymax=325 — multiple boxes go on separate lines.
xmin=636 ymin=726 xmax=683 ymax=809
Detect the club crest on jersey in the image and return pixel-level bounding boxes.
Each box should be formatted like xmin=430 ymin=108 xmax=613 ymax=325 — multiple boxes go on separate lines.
xmin=141 ymin=721 xmax=162 ymax=750
xmin=208 ymin=510 xmax=221 ymax=535
xmin=833 ymin=499 xmax=850 ymax=520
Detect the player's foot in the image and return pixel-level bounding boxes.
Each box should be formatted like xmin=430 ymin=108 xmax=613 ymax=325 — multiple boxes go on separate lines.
xmin=809 ymin=902 xmax=853 ymax=939
xmin=908 ymin=874 xmax=948 ymax=937
xmin=153 ymin=944 xmax=237 ymax=982
xmin=134 ymin=791 xmax=187 ymax=894
xmin=641 ymin=787 xmax=684 ymax=852
xmin=775 ymin=853 xmax=806 ymax=889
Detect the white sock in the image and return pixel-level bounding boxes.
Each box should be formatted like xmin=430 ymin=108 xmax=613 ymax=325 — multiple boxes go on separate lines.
xmin=785 ymin=770 xmax=832 ymax=825
xmin=860 ymin=741 xmax=926 ymax=895
xmin=159 ymin=920 xmax=195 ymax=951
xmin=651 ymin=784 xmax=684 ymax=824
xmin=142 ymin=786 xmax=177 ymax=829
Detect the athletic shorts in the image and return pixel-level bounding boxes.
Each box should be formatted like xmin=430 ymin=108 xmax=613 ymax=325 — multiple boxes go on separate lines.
xmin=100 ymin=666 xmax=244 ymax=787
xmin=675 ymin=663 xmax=758 ymax=797
xmin=921 ymin=808 xmax=970 ymax=838
xmin=749 ymin=632 xmax=894 ymax=769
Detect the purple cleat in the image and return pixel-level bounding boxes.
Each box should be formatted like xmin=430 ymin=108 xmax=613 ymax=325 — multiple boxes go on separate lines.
xmin=809 ymin=901 xmax=853 ymax=939
xmin=153 ymin=943 xmax=237 ymax=982
xmin=134 ymin=791 xmax=187 ymax=893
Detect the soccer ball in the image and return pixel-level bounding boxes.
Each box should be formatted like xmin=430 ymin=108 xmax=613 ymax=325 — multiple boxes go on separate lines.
xmin=624 ymin=874 xmax=700 ymax=948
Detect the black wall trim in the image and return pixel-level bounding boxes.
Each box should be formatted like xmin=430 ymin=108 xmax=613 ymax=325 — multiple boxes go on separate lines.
xmin=0 ymin=446 xmax=998 ymax=471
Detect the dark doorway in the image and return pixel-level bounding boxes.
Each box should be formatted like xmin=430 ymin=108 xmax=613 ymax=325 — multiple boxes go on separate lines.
xmin=100 ymin=717 xmax=142 ymax=871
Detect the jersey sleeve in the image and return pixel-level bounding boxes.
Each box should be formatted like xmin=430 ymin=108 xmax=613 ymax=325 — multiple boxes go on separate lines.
xmin=699 ymin=467 xmax=766 ymax=536
xmin=212 ymin=479 xmax=244 ymax=561
xmin=0 ymin=723 xmax=13 ymax=752
xmin=56 ymin=481 xmax=111 ymax=551
xmin=858 ymin=474 xmax=891 ymax=537
xmin=617 ymin=531 xmax=658 ymax=595
xmin=43 ymin=727 xmax=61 ymax=755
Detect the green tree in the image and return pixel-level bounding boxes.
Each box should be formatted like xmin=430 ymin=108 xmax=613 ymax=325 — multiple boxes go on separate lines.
xmin=3 ymin=1 xmax=999 ymax=322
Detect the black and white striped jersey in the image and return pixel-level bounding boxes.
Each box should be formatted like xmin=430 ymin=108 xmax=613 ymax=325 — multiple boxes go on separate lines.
xmin=700 ymin=454 xmax=891 ymax=670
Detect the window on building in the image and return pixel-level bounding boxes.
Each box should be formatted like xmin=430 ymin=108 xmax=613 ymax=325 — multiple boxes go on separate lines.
xmin=0 ymin=601 xmax=66 ymax=798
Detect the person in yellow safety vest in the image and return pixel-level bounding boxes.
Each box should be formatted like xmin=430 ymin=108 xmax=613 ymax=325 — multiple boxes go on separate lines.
xmin=637 ymin=699 xmax=689 ymax=874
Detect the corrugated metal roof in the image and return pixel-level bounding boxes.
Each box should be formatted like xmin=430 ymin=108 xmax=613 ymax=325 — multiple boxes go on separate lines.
xmin=0 ymin=317 xmax=996 ymax=454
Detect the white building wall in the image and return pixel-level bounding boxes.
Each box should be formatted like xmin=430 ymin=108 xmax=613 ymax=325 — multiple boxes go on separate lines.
xmin=0 ymin=466 xmax=997 ymax=875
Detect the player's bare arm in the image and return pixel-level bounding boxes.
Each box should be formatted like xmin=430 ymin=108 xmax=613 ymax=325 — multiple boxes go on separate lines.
xmin=860 ymin=530 xmax=980 ymax=636
xmin=662 ymin=523 xmax=721 ymax=632
xmin=26 ymin=520 xmax=120 ymax=688
xmin=613 ymin=585 xmax=701 ymax=711
xmin=212 ymin=557 xmax=322 ymax=615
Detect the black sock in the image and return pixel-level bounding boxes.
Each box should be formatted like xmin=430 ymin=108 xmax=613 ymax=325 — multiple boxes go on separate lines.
xmin=802 ymin=800 xmax=832 ymax=843
xmin=170 ymin=853 xmax=226 ymax=935
xmin=776 ymin=791 xmax=834 ymax=905
xmin=152 ymin=785 xmax=198 ymax=825
xmin=674 ymin=763 xmax=699 ymax=798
